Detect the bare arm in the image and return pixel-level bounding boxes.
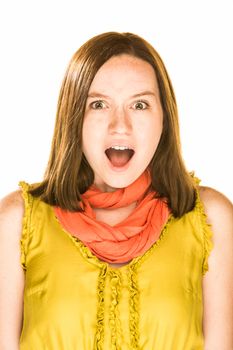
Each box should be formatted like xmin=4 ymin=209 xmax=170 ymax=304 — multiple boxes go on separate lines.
xmin=0 ymin=190 xmax=25 ymax=349
xmin=200 ymin=187 xmax=233 ymax=350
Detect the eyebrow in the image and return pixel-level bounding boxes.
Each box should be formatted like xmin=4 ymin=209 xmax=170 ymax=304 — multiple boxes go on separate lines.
xmin=87 ymin=90 xmax=156 ymax=99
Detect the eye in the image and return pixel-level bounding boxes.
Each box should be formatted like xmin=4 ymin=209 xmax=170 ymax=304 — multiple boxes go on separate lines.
xmin=90 ymin=100 xmax=107 ymax=109
xmin=133 ymin=100 xmax=149 ymax=110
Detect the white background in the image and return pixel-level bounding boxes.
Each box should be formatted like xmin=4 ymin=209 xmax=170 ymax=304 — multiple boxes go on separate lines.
xmin=0 ymin=0 xmax=232 ymax=201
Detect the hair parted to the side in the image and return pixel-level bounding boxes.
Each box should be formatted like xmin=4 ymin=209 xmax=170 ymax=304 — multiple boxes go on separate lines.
xmin=29 ymin=31 xmax=197 ymax=217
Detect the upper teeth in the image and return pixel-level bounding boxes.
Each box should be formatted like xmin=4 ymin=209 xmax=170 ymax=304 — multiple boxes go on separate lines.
xmin=110 ymin=146 xmax=130 ymax=150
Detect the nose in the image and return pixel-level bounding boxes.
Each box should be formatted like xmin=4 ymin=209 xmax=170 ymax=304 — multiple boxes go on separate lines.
xmin=108 ymin=107 xmax=132 ymax=135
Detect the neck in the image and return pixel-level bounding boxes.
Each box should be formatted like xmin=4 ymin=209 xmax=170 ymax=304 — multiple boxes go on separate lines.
xmin=93 ymin=180 xmax=118 ymax=193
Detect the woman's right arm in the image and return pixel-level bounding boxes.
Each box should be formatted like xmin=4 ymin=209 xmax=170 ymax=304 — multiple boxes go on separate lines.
xmin=0 ymin=190 xmax=25 ymax=350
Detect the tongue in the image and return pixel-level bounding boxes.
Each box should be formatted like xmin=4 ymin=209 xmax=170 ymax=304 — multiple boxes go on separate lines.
xmin=106 ymin=149 xmax=133 ymax=167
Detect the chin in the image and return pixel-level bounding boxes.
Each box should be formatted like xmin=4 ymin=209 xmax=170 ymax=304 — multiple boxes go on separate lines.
xmin=103 ymin=174 xmax=140 ymax=190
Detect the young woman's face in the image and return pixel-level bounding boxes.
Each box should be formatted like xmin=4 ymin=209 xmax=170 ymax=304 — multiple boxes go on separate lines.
xmin=82 ymin=54 xmax=163 ymax=192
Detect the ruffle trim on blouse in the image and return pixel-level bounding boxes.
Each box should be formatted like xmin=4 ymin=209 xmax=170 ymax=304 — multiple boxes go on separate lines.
xmin=124 ymin=216 xmax=174 ymax=349
xmin=93 ymin=267 xmax=123 ymax=350
xmin=129 ymin=213 xmax=174 ymax=270
xmin=128 ymin=265 xmax=140 ymax=350
xmin=109 ymin=270 xmax=123 ymax=350
xmin=60 ymin=212 xmax=174 ymax=271
xmin=195 ymin=188 xmax=214 ymax=275
xmin=18 ymin=181 xmax=32 ymax=270
xmin=54 ymin=208 xmax=175 ymax=349
xmin=94 ymin=265 xmax=108 ymax=350
xmin=62 ymin=231 xmax=105 ymax=268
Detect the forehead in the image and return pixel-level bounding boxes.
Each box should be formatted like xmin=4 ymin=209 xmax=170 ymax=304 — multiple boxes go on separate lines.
xmin=89 ymin=54 xmax=159 ymax=93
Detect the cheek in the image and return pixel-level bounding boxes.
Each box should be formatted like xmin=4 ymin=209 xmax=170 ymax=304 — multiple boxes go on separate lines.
xmin=82 ymin=121 xmax=103 ymax=162
xmin=83 ymin=117 xmax=106 ymax=138
xmin=82 ymin=121 xmax=94 ymax=158
xmin=137 ymin=118 xmax=163 ymax=144
xmin=82 ymin=120 xmax=97 ymax=145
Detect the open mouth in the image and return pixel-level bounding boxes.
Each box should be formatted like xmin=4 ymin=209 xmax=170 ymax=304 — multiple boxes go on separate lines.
xmin=105 ymin=147 xmax=135 ymax=168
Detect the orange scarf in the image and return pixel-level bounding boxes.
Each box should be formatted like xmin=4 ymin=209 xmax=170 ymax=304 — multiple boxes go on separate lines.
xmin=54 ymin=170 xmax=170 ymax=263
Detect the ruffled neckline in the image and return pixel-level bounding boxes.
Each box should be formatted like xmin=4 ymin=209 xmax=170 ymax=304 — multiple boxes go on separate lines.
xmin=52 ymin=206 xmax=175 ymax=271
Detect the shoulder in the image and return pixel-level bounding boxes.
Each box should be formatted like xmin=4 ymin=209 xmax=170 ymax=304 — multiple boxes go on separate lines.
xmin=0 ymin=191 xmax=25 ymax=344
xmin=0 ymin=189 xmax=24 ymax=215
xmin=198 ymin=185 xmax=233 ymax=278
xmin=198 ymin=186 xmax=233 ymax=229
xmin=199 ymin=187 xmax=233 ymax=345
xmin=198 ymin=185 xmax=233 ymax=259
xmin=0 ymin=190 xmax=25 ymax=237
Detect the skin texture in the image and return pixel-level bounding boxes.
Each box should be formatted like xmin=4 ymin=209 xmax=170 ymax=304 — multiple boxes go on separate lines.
xmin=82 ymin=54 xmax=163 ymax=192
xmin=0 ymin=191 xmax=24 ymax=349
xmin=1 ymin=187 xmax=232 ymax=349
xmin=0 ymin=54 xmax=232 ymax=348
xmin=200 ymin=187 xmax=233 ymax=349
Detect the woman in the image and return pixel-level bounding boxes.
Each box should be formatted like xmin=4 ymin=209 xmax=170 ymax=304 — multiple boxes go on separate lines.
xmin=0 ymin=32 xmax=232 ymax=349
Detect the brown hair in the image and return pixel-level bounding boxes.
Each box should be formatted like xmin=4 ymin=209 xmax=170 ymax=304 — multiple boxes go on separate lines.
xmin=29 ymin=31 xmax=196 ymax=217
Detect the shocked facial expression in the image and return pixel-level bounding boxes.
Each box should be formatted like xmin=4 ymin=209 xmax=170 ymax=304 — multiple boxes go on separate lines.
xmin=82 ymin=54 xmax=163 ymax=192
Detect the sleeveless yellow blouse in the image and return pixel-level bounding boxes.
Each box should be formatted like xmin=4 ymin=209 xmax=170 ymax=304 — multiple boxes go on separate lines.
xmin=19 ymin=181 xmax=213 ymax=350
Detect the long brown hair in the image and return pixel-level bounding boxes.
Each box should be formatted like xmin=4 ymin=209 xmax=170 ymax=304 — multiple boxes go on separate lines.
xmin=29 ymin=31 xmax=197 ymax=217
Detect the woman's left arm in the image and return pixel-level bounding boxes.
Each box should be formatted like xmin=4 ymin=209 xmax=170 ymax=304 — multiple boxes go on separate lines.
xmin=200 ymin=186 xmax=233 ymax=350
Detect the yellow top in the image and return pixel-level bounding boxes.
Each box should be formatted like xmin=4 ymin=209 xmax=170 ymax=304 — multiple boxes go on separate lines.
xmin=19 ymin=181 xmax=213 ymax=350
